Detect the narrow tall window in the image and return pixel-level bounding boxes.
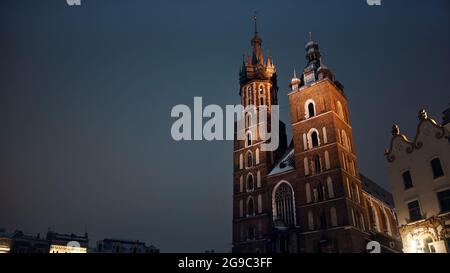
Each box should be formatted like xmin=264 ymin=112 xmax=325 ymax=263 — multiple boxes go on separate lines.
xmin=327 ymin=177 xmax=334 ymax=198
xmin=320 ymin=212 xmax=327 ymax=229
xmin=330 ymin=207 xmax=338 ymax=227
xmin=437 ymin=189 xmax=450 ymax=213
xmin=246 ymin=175 xmax=254 ymax=192
xmin=431 ymin=158 xmax=444 ymax=179
xmin=306 ymin=183 xmax=312 ymax=203
xmin=246 ymin=132 xmax=252 ymax=147
xmin=313 ymin=155 xmax=321 ymax=173
xmin=337 ymin=101 xmax=344 ymax=120
xmin=317 ymin=183 xmax=325 ymax=201
xmin=247 ymin=197 xmax=255 ymax=216
xmin=311 ymin=131 xmax=319 ymax=147
xmin=308 ymin=211 xmax=314 ymax=230
xmin=246 ymin=152 xmax=253 ymax=168
xmin=408 ymin=200 xmax=422 ymax=222
xmin=308 ymin=103 xmax=315 ymax=118
xmin=402 ymin=171 xmax=413 ymax=189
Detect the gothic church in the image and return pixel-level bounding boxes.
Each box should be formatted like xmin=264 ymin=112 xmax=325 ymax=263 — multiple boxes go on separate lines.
xmin=232 ymin=21 xmax=401 ymax=253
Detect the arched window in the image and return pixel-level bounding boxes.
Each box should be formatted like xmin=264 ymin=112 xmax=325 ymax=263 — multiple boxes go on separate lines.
xmin=313 ymin=155 xmax=321 ymax=173
xmin=239 ymin=154 xmax=243 ymax=169
xmin=308 ymin=103 xmax=315 ymax=118
xmin=247 ymin=197 xmax=255 ymax=216
xmin=308 ymin=211 xmax=314 ymax=230
xmin=302 ymin=134 xmax=307 ymax=150
xmin=307 ymin=129 xmax=320 ymax=149
xmin=371 ymin=204 xmax=381 ymax=232
xmin=322 ymin=127 xmax=328 ymax=144
xmin=273 ymin=182 xmax=295 ymax=227
xmin=337 ymin=101 xmax=344 ymax=120
xmin=341 ymin=130 xmax=348 ymax=149
xmin=304 ymin=157 xmax=310 ymax=175
xmin=245 ymin=113 xmax=251 ymax=128
xmin=257 ymin=194 xmax=262 ymax=213
xmin=324 ymin=151 xmax=330 ymax=170
xmin=259 ymin=86 xmax=264 ymax=94
xmin=317 ymin=183 xmax=325 ymax=201
xmin=311 ymin=131 xmax=319 ymax=147
xmin=306 ymin=183 xmax=312 ymax=203
xmin=247 ymin=227 xmax=255 ymax=241
xmin=384 ymin=209 xmax=392 ymax=235
xmin=330 ymin=207 xmax=338 ymax=227
xmin=255 ymin=149 xmax=260 ymax=164
xmin=246 ymin=151 xmax=253 ymax=168
xmin=305 ymin=99 xmax=316 ymax=119
xmin=351 ymin=183 xmax=358 ymax=203
xmin=246 ymin=132 xmax=252 ymax=147
xmin=239 ymin=200 xmax=243 ymax=217
xmin=246 ymin=174 xmax=254 ymax=192
xmin=342 ymin=152 xmax=347 ymax=170
xmin=320 ymin=212 xmax=327 ymax=229
xmin=424 ymin=237 xmax=436 ymax=253
xmin=327 ymin=177 xmax=334 ymax=198
xmin=256 ymin=171 xmax=261 ymax=188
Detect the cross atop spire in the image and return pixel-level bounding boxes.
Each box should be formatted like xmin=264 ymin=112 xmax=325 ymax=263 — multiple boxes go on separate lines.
xmin=253 ymin=11 xmax=258 ymax=34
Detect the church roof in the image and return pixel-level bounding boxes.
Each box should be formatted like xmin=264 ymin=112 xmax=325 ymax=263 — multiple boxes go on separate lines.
xmin=268 ymin=148 xmax=295 ymax=176
xmin=360 ymin=174 xmax=395 ymax=208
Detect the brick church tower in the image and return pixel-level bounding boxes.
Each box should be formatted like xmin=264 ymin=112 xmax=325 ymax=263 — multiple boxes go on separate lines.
xmin=232 ymin=19 xmax=287 ymax=253
xmin=288 ymin=37 xmax=368 ymax=252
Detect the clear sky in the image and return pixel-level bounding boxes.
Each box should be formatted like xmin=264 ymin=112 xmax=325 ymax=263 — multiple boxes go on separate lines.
xmin=1 ymin=0 xmax=449 ymax=252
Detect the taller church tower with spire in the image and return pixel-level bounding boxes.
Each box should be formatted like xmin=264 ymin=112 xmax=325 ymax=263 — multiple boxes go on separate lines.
xmin=232 ymin=17 xmax=287 ymax=253
xmin=232 ymin=19 xmax=401 ymax=253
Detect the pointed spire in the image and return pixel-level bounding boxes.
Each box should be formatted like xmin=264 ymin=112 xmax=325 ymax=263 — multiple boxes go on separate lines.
xmin=250 ymin=12 xmax=263 ymax=65
xmin=293 ymin=68 xmax=297 ymax=78
xmin=253 ymin=11 xmax=258 ymax=35
xmin=309 ymin=31 xmax=312 ymax=41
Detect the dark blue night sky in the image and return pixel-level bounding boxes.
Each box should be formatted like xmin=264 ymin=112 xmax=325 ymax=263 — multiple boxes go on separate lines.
xmin=1 ymin=0 xmax=449 ymax=252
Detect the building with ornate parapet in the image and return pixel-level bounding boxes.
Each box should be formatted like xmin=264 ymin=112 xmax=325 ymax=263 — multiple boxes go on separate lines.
xmin=385 ymin=108 xmax=450 ymax=253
